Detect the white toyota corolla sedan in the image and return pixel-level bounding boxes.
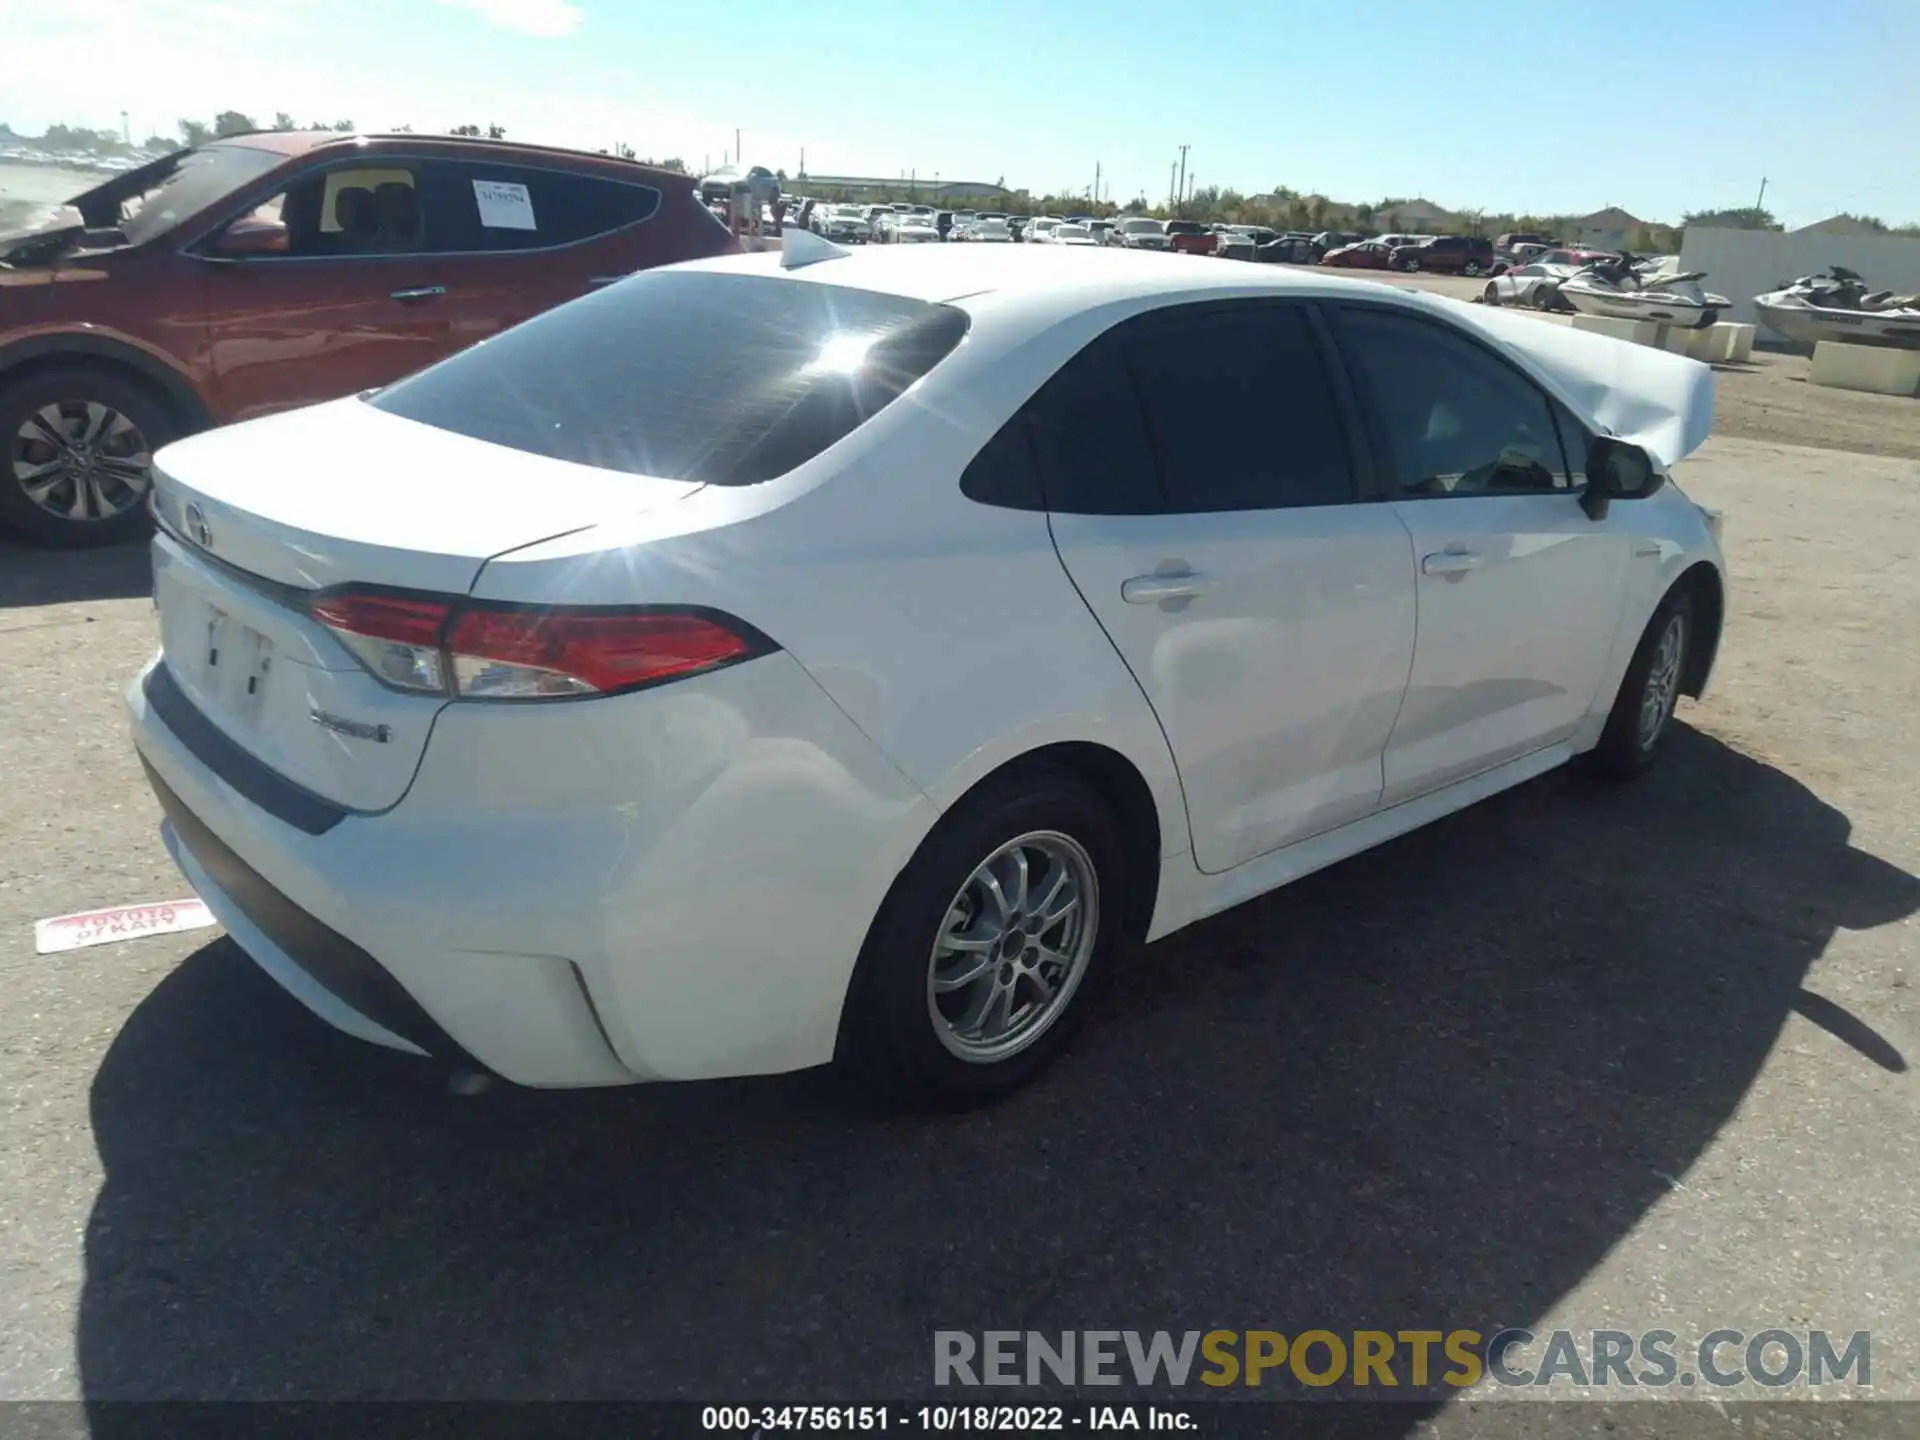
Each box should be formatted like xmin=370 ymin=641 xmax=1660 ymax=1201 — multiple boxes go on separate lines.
xmin=127 ymin=238 xmax=1726 ymax=1108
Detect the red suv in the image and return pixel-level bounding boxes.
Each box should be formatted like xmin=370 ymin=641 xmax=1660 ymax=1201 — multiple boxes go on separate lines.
xmin=0 ymin=131 xmax=738 ymax=546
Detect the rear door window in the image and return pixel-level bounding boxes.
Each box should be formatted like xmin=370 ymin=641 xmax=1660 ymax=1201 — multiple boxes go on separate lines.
xmin=1122 ymin=303 xmax=1356 ymax=512
xmin=415 ymin=160 xmax=662 ymax=253
xmin=369 ymin=270 xmax=968 ymax=485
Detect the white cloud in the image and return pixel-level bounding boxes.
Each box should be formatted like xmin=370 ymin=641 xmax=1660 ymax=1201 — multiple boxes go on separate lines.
xmin=432 ymin=0 xmax=582 ymax=37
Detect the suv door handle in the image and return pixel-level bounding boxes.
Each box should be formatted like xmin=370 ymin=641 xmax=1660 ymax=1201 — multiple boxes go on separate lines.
xmin=389 ymin=285 xmax=446 ymax=301
xmin=1421 ymin=549 xmax=1482 ymax=576
xmin=1122 ymin=571 xmax=1211 ymax=604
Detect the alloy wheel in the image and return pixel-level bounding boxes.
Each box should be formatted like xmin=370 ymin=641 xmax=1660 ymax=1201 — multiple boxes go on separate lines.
xmin=1637 ymin=612 xmax=1687 ymax=750
xmin=11 ymin=400 xmax=154 ymax=523
xmin=927 ymin=831 xmax=1099 ymax=1064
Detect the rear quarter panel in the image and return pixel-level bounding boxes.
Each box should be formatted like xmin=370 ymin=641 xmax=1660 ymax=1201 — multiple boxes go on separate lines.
xmin=471 ymin=297 xmax=1191 ymax=866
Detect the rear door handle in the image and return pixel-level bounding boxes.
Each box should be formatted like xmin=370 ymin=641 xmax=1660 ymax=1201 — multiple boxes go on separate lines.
xmin=388 ymin=285 xmax=446 ymax=301
xmin=1421 ymin=549 xmax=1482 ymax=576
xmin=1122 ymin=571 xmax=1211 ymax=604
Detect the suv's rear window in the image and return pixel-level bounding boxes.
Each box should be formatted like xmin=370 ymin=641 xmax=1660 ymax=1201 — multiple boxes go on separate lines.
xmin=369 ymin=270 xmax=970 ymax=485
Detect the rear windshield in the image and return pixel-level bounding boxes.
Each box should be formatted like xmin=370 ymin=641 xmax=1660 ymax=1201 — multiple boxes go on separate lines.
xmin=369 ymin=270 xmax=970 ymax=485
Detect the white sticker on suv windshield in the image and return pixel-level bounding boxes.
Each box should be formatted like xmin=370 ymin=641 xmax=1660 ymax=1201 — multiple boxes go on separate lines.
xmin=473 ymin=179 xmax=536 ymax=230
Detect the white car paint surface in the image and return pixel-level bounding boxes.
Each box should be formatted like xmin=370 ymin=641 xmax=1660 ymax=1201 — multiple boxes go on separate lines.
xmin=127 ymin=243 xmax=1726 ymax=1096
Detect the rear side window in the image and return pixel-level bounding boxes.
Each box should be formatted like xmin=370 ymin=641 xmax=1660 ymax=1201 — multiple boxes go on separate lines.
xmin=371 ymin=270 xmax=969 ymax=484
xmin=1023 ymin=338 xmax=1163 ymax=514
xmin=416 ymin=160 xmax=662 ymax=252
xmin=1122 ymin=305 xmax=1354 ymax=512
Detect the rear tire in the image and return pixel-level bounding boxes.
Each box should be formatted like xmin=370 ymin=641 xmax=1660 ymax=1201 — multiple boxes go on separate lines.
xmin=836 ymin=766 xmax=1130 ymax=1110
xmin=1584 ymin=591 xmax=1693 ymax=781
xmin=0 ymin=365 xmax=176 ymax=548
xmin=1464 ymin=259 xmax=1483 ymax=277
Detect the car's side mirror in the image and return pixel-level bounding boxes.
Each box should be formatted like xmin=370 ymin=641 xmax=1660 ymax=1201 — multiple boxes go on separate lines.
xmin=211 ymin=218 xmax=289 ymax=258
xmin=1581 ymin=436 xmax=1666 ymax=520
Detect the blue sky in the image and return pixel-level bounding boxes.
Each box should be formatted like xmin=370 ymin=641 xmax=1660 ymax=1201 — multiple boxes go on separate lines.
xmin=4 ymin=0 xmax=1917 ymax=226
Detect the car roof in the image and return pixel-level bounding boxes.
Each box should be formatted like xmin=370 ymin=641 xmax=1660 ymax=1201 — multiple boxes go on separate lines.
xmin=675 ymin=241 xmax=1446 ymax=321
xmin=215 ymin=131 xmax=693 ymax=182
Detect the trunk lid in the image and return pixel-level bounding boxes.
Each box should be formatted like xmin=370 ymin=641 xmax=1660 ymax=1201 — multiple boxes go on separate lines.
xmin=148 ymin=398 xmax=702 ymax=811
xmin=151 ymin=396 xmax=702 ymax=593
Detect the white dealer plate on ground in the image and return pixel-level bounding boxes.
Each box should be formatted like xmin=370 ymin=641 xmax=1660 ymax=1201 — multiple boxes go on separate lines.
xmin=35 ymin=899 xmax=216 ymax=955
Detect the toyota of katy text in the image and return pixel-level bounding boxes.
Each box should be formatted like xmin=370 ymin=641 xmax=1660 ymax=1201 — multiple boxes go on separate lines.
xmin=127 ymin=242 xmax=1726 ymax=1109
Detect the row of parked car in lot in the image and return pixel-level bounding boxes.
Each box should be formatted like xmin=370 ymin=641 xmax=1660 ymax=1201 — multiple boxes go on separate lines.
xmin=797 ymin=203 xmax=1591 ymax=280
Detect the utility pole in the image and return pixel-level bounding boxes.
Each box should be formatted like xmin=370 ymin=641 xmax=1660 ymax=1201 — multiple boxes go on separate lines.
xmin=799 ymin=146 xmax=805 ymax=178
xmin=120 ymin=110 xmax=130 ymax=144
xmin=735 ymin=128 xmax=742 ymax=163
xmin=1169 ymin=161 xmax=1177 ymax=209
xmin=1094 ymin=161 xmax=1101 ymax=204
xmin=1176 ymin=144 xmax=1190 ymax=211
xmin=1755 ymin=176 xmax=1768 ymax=212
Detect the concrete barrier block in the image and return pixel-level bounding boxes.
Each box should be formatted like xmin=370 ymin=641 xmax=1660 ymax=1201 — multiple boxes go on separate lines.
xmin=1659 ymin=325 xmax=1718 ymax=360
xmin=1523 ymin=312 xmax=1576 ymax=327
xmin=1719 ymin=324 xmax=1756 ymax=363
xmin=1809 ymin=342 xmax=1920 ymax=397
xmin=1572 ymin=314 xmax=1661 ymax=346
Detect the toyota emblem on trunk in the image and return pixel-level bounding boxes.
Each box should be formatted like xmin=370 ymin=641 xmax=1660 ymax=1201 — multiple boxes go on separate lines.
xmin=184 ymin=503 xmax=213 ymax=549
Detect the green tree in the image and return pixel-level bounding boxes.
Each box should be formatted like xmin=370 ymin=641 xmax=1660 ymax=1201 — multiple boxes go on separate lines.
xmin=178 ymin=118 xmax=212 ymax=147
xmin=212 ymin=110 xmax=258 ymax=137
xmin=614 ymin=142 xmax=636 ymax=159
xmin=1681 ymin=206 xmax=1781 ymax=231
xmin=272 ymin=111 xmax=297 ymax=131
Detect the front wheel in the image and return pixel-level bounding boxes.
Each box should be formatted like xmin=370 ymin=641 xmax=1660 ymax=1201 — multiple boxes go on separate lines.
xmin=836 ymin=767 xmax=1130 ymax=1109
xmin=1584 ymin=592 xmax=1693 ymax=780
xmin=1463 ymin=259 xmax=1483 ymax=277
xmin=0 ymin=365 xmax=176 ymax=548
xmin=1483 ymin=282 xmax=1501 ymax=306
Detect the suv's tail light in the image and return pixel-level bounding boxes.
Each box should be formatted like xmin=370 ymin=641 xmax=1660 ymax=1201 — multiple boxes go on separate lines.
xmin=310 ymin=592 xmax=774 ymax=701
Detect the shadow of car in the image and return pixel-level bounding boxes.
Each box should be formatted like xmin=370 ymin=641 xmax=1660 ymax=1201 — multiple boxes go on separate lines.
xmin=76 ymin=727 xmax=1917 ymax=1413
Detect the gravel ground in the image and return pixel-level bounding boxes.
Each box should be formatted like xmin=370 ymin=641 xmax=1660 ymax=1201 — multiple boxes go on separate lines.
xmin=0 ymin=347 xmax=1916 ymax=1434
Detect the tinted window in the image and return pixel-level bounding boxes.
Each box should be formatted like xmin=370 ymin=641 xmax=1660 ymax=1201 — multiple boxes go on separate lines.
xmin=960 ymin=415 xmax=1044 ymax=510
xmin=1123 ymin=305 xmax=1353 ymax=512
xmin=371 ymin=270 xmax=969 ymax=485
xmin=240 ymin=164 xmax=423 ymax=257
xmin=1024 ymin=337 xmax=1162 ymax=514
xmin=417 ymin=161 xmax=661 ymax=252
xmin=1336 ymin=308 xmax=1570 ymax=496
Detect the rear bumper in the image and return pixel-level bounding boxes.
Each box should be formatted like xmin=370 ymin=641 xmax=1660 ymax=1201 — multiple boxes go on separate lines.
xmin=128 ymin=648 xmax=937 ymax=1087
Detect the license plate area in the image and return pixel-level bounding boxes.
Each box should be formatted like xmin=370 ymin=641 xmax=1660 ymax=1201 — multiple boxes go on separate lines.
xmin=202 ymin=605 xmax=277 ymax=722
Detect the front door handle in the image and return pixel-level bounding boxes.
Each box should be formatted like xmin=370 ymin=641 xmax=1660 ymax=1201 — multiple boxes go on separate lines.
xmin=1421 ymin=549 xmax=1482 ymax=576
xmin=1122 ymin=571 xmax=1211 ymax=604
xmin=389 ymin=285 xmax=446 ymax=301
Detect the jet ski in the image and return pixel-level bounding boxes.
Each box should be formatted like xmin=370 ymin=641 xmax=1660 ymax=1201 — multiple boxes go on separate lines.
xmin=1557 ymin=252 xmax=1730 ymax=330
xmin=1752 ymin=266 xmax=1920 ymax=350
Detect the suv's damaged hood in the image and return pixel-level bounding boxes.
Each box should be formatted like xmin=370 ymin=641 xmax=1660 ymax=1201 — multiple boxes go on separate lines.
xmin=1442 ymin=298 xmax=1715 ymax=468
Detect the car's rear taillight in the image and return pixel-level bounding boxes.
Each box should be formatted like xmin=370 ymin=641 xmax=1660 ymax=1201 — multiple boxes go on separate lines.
xmin=310 ymin=592 xmax=773 ymax=701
